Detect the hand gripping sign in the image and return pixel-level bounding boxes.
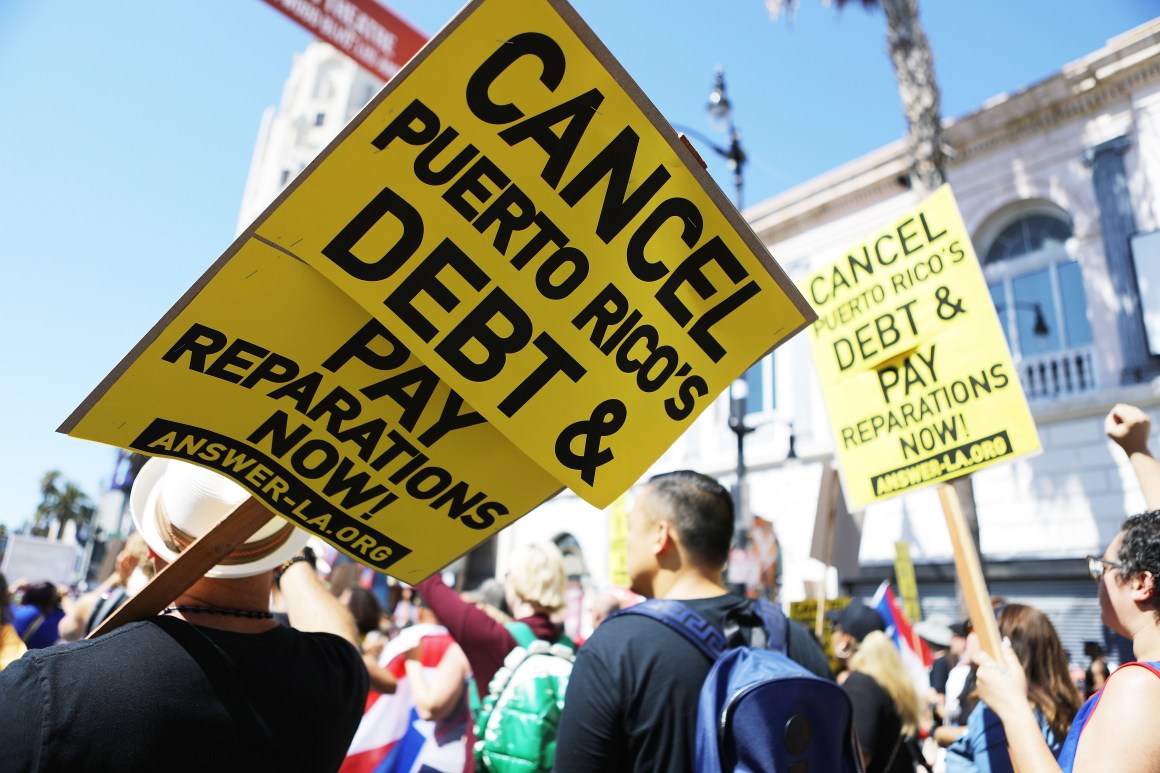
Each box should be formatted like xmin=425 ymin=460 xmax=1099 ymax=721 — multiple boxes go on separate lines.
xmin=61 ymin=0 xmax=814 ymax=583
xmin=800 ymin=185 xmax=1040 ymax=510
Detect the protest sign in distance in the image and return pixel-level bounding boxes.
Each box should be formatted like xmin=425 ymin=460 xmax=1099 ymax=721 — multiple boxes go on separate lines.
xmin=801 ymin=185 xmax=1041 ymax=510
xmin=61 ymin=0 xmax=814 ymax=580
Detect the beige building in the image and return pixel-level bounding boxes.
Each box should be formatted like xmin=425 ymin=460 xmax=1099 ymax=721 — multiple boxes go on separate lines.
xmin=506 ymin=20 xmax=1160 ymax=659
xmin=238 ymin=22 xmax=1160 ymax=660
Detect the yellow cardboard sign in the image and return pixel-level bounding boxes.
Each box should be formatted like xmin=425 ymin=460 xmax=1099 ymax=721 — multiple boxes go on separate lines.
xmin=607 ymin=493 xmax=629 ymax=587
xmin=254 ymin=0 xmax=814 ymax=506
xmin=894 ymin=541 xmax=921 ymax=623
xmin=64 ymin=240 xmax=560 ymax=583
xmin=801 ymin=186 xmax=1040 ymax=509
xmin=62 ymin=0 xmax=814 ymax=579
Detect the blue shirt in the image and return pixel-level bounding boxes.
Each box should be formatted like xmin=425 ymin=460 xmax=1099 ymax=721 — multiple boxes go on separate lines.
xmin=945 ymin=701 xmax=1062 ymax=773
xmin=9 ymin=604 xmax=64 ymax=650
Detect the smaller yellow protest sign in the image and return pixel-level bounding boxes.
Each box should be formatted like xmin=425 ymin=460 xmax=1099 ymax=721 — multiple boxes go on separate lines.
xmin=61 ymin=240 xmax=560 ymax=583
xmin=894 ymin=541 xmax=921 ymax=623
xmin=801 ymin=185 xmax=1040 ymax=509
xmin=607 ymin=493 xmax=630 ymax=587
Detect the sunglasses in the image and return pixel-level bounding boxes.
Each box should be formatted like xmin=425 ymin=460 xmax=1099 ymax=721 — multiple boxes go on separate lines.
xmin=1087 ymin=555 xmax=1125 ymax=581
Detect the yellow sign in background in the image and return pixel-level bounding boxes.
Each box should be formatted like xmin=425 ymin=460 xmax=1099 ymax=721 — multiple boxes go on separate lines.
xmin=894 ymin=541 xmax=921 ymax=623
xmin=801 ymin=185 xmax=1040 ymax=509
xmin=62 ymin=0 xmax=814 ymax=579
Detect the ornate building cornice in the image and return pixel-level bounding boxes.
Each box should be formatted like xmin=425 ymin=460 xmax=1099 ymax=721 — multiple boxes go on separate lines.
xmin=747 ymin=21 xmax=1160 ymax=246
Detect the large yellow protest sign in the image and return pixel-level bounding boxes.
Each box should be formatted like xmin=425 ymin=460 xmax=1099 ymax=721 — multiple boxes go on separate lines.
xmin=802 ymin=186 xmax=1040 ymax=509
xmin=254 ymin=0 xmax=814 ymax=506
xmin=62 ymin=0 xmax=814 ymax=579
xmin=63 ymin=240 xmax=560 ymax=583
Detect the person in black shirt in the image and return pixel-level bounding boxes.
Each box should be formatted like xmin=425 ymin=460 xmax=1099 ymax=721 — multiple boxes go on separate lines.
xmin=554 ymin=470 xmax=831 ymax=773
xmin=0 ymin=458 xmax=367 ymax=773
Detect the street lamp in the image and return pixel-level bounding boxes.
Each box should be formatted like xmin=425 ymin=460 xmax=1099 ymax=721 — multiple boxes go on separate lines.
xmin=727 ymin=378 xmax=798 ymax=549
xmin=674 ymin=67 xmax=747 ymax=209
xmin=706 ymin=67 xmax=747 ymax=209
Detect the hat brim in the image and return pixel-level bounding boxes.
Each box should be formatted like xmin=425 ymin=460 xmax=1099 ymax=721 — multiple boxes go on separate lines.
xmin=130 ymin=457 xmax=310 ymax=579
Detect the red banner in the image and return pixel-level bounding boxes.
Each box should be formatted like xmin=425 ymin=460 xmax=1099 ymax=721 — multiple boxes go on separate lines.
xmin=262 ymin=0 xmax=427 ymax=81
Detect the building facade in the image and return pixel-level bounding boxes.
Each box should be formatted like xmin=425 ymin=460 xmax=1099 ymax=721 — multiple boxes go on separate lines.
xmin=240 ymin=23 xmax=1160 ymax=659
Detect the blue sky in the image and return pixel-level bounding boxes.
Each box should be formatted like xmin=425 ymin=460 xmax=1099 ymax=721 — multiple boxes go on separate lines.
xmin=1 ymin=0 xmax=1156 ymax=530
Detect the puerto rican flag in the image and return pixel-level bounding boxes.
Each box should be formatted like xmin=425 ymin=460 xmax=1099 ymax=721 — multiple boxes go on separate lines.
xmin=340 ymin=624 xmax=461 ymax=773
xmin=871 ymin=580 xmax=934 ymax=700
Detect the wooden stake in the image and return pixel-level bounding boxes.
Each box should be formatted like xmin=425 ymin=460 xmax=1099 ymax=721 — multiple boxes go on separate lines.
xmin=87 ymin=498 xmax=275 ymax=639
xmin=938 ymin=482 xmax=1002 ymax=660
xmin=811 ymin=465 xmax=840 ymax=641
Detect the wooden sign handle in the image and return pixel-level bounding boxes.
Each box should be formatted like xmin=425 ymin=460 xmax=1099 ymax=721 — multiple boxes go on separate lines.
xmin=87 ymin=498 xmax=276 ymax=639
xmin=938 ymin=482 xmax=1002 ymax=660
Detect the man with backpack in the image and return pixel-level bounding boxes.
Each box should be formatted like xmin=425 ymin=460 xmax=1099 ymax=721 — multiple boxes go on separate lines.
xmin=554 ymin=470 xmax=840 ymax=772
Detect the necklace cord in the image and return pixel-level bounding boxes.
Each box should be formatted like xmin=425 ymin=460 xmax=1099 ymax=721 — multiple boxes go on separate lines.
xmin=161 ymin=605 xmax=274 ymax=620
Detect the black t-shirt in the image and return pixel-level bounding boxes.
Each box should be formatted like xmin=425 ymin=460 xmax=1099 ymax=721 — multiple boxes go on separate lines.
xmin=0 ymin=616 xmax=368 ymax=773
xmin=554 ymin=593 xmax=833 ymax=773
xmin=929 ymin=653 xmax=952 ymax=694
xmin=842 ymin=671 xmax=913 ymax=773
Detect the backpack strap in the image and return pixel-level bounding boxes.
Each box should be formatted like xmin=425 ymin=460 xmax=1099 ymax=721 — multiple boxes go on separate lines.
xmin=19 ymin=614 xmax=46 ymax=644
xmin=505 ymin=621 xmax=537 ymax=648
xmin=609 ymin=599 xmax=725 ymax=660
xmin=752 ymin=599 xmax=788 ymax=653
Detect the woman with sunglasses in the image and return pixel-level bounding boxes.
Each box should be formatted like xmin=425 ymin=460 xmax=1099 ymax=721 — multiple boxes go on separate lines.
xmin=977 ymin=404 xmax=1160 ymax=773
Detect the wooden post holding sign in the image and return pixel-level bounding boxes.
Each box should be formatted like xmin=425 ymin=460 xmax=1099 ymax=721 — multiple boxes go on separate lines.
xmin=87 ymin=499 xmax=274 ymax=639
xmin=810 ymin=464 xmax=841 ymax=639
xmin=938 ymin=483 xmax=1002 ymax=660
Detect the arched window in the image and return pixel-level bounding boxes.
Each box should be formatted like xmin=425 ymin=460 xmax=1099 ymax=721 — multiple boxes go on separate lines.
xmin=982 ymin=207 xmax=1096 ymax=396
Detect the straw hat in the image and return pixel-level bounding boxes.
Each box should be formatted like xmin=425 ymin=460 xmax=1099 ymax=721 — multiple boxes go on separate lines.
xmin=130 ymin=457 xmax=310 ymax=578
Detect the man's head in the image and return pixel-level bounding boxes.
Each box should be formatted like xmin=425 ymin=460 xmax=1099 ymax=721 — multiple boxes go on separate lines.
xmin=626 ymin=470 xmax=733 ymax=598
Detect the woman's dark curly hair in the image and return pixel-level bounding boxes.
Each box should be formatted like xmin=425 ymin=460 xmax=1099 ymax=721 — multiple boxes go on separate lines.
xmin=1118 ymin=510 xmax=1160 ymax=612
xmin=0 ymin=573 xmax=9 ymax=626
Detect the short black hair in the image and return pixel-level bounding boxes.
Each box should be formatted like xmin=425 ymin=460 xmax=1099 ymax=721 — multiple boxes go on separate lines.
xmin=646 ymin=470 xmax=734 ymax=568
xmin=1118 ymin=510 xmax=1160 ymax=613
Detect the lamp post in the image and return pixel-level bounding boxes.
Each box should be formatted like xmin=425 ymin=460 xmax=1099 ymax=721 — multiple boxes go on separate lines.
xmin=706 ymin=67 xmax=747 ymax=209
xmin=676 ymin=67 xmax=747 ymax=209
xmin=727 ymin=380 xmax=798 ymax=545
xmin=728 ymin=379 xmax=756 ymax=550
xmin=727 ymin=378 xmax=797 ymax=597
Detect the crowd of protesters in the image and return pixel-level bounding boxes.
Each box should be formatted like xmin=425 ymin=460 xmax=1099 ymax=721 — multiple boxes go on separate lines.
xmin=1 ymin=403 xmax=1158 ymax=772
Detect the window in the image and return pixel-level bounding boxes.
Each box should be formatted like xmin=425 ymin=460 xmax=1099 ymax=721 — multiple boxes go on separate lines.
xmin=738 ymin=354 xmax=776 ymax=417
xmin=314 ymin=112 xmax=326 ymax=127
xmin=983 ymin=211 xmax=1093 ymax=359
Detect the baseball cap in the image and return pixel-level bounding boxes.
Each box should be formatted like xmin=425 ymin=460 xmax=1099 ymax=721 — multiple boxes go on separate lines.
xmin=829 ymin=599 xmax=886 ymax=642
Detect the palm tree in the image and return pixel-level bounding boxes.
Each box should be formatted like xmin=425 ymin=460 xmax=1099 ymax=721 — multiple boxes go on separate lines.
xmin=33 ymin=471 xmax=95 ymax=541
xmin=768 ymin=0 xmax=982 ymax=609
xmin=768 ymin=0 xmax=947 ymax=192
